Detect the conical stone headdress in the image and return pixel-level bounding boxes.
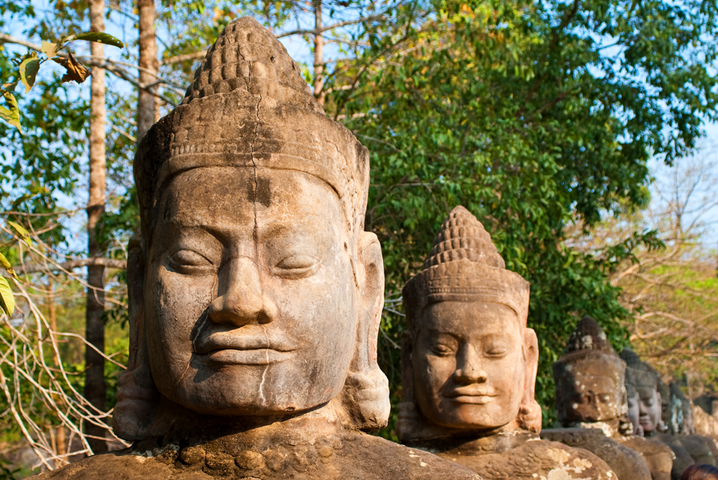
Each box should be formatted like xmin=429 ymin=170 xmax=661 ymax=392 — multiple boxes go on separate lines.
xmin=135 ymin=17 xmax=369 ymax=244
xmin=403 ymin=206 xmax=530 ymax=326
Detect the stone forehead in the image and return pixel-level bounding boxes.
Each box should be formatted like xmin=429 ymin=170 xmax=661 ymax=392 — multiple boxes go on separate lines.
xmin=625 ymin=366 xmax=658 ymax=389
xmin=554 ymin=350 xmax=625 ymax=383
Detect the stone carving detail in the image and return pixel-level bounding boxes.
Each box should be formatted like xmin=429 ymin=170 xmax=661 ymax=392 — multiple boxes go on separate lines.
xmin=398 ymin=206 xmax=616 ymax=479
xmin=37 ymin=17 xmax=479 ymax=480
xmin=551 ymin=316 xmax=671 ymax=480
xmin=620 ymin=348 xmax=718 ymax=479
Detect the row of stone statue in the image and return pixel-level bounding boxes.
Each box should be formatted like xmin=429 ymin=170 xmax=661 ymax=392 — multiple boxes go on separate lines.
xmin=37 ymin=16 xmax=717 ymax=480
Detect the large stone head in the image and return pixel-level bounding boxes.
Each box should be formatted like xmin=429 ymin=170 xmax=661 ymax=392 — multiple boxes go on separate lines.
xmin=397 ymin=207 xmax=541 ymax=442
xmin=621 ymin=349 xmax=664 ymax=436
xmin=553 ymin=316 xmax=630 ymax=435
xmin=112 ymin=17 xmax=389 ymax=439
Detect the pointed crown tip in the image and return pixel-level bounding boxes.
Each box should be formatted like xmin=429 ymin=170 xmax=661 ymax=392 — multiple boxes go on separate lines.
xmin=564 ymin=316 xmax=615 ymax=355
xmin=423 ymin=206 xmax=505 ymax=270
xmin=180 ymin=16 xmax=319 ymax=112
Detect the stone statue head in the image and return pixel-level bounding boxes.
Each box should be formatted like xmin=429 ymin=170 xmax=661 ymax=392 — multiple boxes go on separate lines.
xmin=397 ymin=206 xmax=541 ymax=442
xmin=626 ymin=382 xmax=644 ymax=436
xmin=669 ymin=382 xmax=695 ymax=435
xmin=112 ymin=17 xmax=389 ymax=440
xmin=621 ymin=349 xmax=664 ymax=436
xmin=553 ymin=316 xmax=631 ymax=436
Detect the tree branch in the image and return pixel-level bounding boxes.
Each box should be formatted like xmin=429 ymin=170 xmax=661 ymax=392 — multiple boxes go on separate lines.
xmin=15 ymin=257 xmax=127 ymax=274
xmin=161 ymin=51 xmax=206 ymax=65
xmin=276 ymin=14 xmax=384 ymax=38
xmin=0 ymin=32 xmax=180 ymax=105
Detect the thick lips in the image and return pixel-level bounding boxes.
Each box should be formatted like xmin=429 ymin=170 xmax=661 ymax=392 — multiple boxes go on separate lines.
xmin=195 ymin=329 xmax=295 ymax=365
xmin=444 ymin=387 xmax=496 ymax=405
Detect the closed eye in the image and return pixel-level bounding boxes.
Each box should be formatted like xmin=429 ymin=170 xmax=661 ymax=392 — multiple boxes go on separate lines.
xmin=485 ymin=347 xmax=509 ymax=357
xmin=430 ymin=344 xmax=456 ymax=356
xmin=167 ymin=249 xmax=214 ymax=274
xmin=274 ymin=254 xmax=320 ymax=278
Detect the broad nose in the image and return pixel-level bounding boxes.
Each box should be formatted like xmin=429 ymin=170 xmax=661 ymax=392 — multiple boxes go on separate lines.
xmin=452 ymin=345 xmax=488 ymax=384
xmin=208 ymin=257 xmax=278 ymax=326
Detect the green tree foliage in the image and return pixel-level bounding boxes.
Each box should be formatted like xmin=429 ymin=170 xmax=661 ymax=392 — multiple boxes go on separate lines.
xmin=334 ymin=0 xmax=718 ymax=428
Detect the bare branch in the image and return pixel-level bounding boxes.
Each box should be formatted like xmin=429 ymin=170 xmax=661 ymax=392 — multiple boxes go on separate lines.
xmin=276 ymin=14 xmax=384 ymax=38
xmin=15 ymin=257 xmax=127 ymax=274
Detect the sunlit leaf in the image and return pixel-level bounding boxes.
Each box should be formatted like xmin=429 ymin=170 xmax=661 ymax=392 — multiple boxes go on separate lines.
xmin=41 ymin=41 xmax=58 ymax=59
xmin=8 ymin=221 xmax=32 ymax=247
xmin=0 ymin=253 xmax=17 ymax=280
xmin=72 ymin=32 xmax=124 ymax=49
xmin=19 ymin=52 xmax=41 ymax=93
xmin=0 ymin=277 xmax=15 ymax=317
xmin=2 ymin=80 xmax=19 ymax=92
xmin=0 ymin=92 xmax=21 ymax=131
xmin=53 ymin=52 xmax=90 ymax=84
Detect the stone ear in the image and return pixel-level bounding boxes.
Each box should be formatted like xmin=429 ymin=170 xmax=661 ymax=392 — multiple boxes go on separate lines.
xmin=340 ymin=231 xmax=390 ymax=430
xmin=112 ymin=235 xmax=159 ymax=440
xmin=517 ymin=327 xmax=542 ymax=433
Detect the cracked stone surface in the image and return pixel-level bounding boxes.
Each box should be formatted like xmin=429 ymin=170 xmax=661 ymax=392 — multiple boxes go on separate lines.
xmin=34 ymin=16 xmax=478 ymax=480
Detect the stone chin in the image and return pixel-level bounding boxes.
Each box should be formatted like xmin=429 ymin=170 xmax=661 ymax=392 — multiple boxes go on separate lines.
xmin=155 ymin=359 xmax=349 ymax=417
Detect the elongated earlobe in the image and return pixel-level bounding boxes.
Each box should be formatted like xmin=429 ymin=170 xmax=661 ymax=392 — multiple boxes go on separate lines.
xmin=517 ymin=327 xmax=542 ymax=433
xmin=339 ymin=232 xmax=390 ymax=430
xmin=112 ymin=236 xmax=159 ymax=440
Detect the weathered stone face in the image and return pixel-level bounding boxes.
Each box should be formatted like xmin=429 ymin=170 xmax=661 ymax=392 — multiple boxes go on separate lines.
xmin=637 ymin=385 xmax=662 ymax=434
xmin=626 ymin=385 xmax=643 ymax=435
xmin=553 ymin=316 xmax=627 ymax=433
xmin=412 ymin=301 xmax=526 ymax=430
xmin=145 ymin=167 xmax=356 ymax=415
xmin=557 ymin=363 xmax=621 ymax=424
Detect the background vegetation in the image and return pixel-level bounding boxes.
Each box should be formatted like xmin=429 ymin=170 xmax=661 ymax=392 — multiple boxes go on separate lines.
xmin=0 ymin=0 xmax=717 ymax=471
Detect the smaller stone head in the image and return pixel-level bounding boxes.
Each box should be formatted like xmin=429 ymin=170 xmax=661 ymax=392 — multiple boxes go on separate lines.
xmin=398 ymin=207 xmax=540 ymax=442
xmin=553 ymin=316 xmax=628 ymax=432
xmin=626 ymin=382 xmax=644 ymax=436
xmin=621 ymin=349 xmax=664 ymax=436
xmin=669 ymin=382 xmax=695 ymax=435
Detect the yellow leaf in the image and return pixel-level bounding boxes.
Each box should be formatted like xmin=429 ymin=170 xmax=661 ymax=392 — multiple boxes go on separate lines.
xmin=8 ymin=221 xmax=31 ymax=247
xmin=53 ymin=52 xmax=90 ymax=84
xmin=0 ymin=277 xmax=15 ymax=317
xmin=0 ymin=92 xmax=21 ymax=132
xmin=41 ymin=41 xmax=58 ymax=59
xmin=0 ymin=253 xmax=17 ymax=280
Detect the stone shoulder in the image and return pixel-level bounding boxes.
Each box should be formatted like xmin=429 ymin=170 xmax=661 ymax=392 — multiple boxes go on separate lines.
xmin=437 ymin=438 xmax=617 ymax=480
xmin=34 ymin=432 xmax=480 ymax=480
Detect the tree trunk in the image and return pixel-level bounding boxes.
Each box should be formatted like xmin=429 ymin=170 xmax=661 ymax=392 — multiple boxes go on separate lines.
xmin=313 ymin=0 xmax=325 ymax=106
xmin=86 ymin=0 xmax=107 ymax=453
xmin=137 ymin=0 xmax=158 ymax=140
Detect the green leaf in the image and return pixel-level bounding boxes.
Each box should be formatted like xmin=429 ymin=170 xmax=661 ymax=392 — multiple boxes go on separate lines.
xmin=0 ymin=277 xmax=15 ymax=317
xmin=0 ymin=92 xmax=21 ymax=132
xmin=2 ymin=80 xmax=18 ymax=93
xmin=0 ymin=253 xmax=17 ymax=280
xmin=8 ymin=221 xmax=31 ymax=247
xmin=72 ymin=32 xmax=124 ymax=49
xmin=19 ymin=52 xmax=41 ymax=93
